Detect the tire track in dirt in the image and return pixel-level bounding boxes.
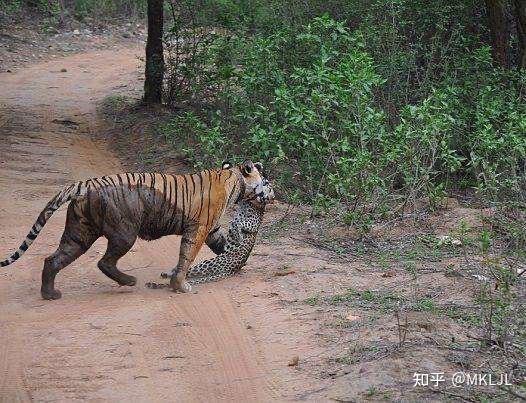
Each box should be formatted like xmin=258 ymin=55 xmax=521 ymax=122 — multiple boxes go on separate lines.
xmin=0 ymin=47 xmax=275 ymax=401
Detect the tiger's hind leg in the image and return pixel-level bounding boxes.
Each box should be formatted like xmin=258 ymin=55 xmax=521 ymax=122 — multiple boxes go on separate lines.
xmin=42 ymin=241 xmax=94 ymax=300
xmin=41 ymin=202 xmax=99 ymax=300
xmin=97 ymin=234 xmax=137 ymax=287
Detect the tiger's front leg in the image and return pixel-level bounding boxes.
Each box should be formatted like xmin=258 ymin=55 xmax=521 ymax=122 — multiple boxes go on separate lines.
xmin=170 ymin=226 xmax=208 ymax=293
xmin=159 ymin=226 xmax=225 ymax=280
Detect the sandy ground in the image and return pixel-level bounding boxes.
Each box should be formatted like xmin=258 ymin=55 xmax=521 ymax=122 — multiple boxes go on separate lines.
xmin=0 ymin=46 xmax=311 ymax=402
xmin=1 ymin=41 xmax=524 ymax=403
xmin=0 ymin=17 xmax=146 ymax=73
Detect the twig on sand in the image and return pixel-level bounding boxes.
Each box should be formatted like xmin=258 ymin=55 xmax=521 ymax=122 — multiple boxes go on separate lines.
xmin=429 ymin=388 xmax=478 ymax=403
xmin=499 ymin=386 xmax=526 ymax=401
xmin=125 ymin=262 xmax=153 ymax=272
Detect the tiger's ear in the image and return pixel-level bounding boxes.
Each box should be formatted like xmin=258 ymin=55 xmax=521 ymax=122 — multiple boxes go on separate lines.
xmin=222 ymin=161 xmax=232 ymax=170
xmin=241 ymin=160 xmax=254 ymax=176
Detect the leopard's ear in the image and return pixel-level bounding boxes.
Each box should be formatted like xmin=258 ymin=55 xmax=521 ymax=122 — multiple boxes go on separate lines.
xmin=254 ymin=162 xmax=265 ymax=176
xmin=241 ymin=160 xmax=254 ymax=176
xmin=222 ymin=161 xmax=233 ymax=170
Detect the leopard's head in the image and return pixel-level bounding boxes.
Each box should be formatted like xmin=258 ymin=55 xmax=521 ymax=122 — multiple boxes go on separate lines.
xmin=222 ymin=160 xmax=275 ymax=205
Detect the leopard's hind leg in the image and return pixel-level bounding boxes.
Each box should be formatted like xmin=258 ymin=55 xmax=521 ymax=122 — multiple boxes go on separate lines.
xmin=205 ymin=226 xmax=226 ymax=254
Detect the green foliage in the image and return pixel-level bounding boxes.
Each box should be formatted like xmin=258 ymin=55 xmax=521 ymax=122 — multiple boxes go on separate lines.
xmin=394 ymin=87 xmax=464 ymax=202
xmin=327 ymin=288 xmax=404 ymax=312
xmin=304 ymin=295 xmax=320 ymax=306
xmin=237 ymin=18 xmax=389 ymax=209
xmin=413 ymin=298 xmax=436 ymax=313
xmin=476 ymin=258 xmax=525 ymax=348
xmin=479 ymin=230 xmax=492 ymax=254
xmin=161 ymin=1 xmax=526 ymax=233
xmin=8 ymin=0 xmax=60 ymax=15
xmin=157 ymin=111 xmax=231 ymax=168
xmin=2 ymin=0 xmax=23 ymax=14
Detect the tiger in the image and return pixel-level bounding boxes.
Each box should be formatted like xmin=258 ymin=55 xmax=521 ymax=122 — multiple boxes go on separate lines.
xmin=0 ymin=160 xmax=270 ymax=300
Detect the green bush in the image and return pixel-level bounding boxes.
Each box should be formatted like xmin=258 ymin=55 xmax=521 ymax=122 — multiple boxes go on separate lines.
xmin=237 ymin=18 xmax=389 ymax=207
xmin=161 ymin=2 xmax=526 ymax=230
xmin=164 ymin=13 xmax=526 ymax=213
xmin=393 ymin=86 xmax=465 ymax=208
xmin=158 ymin=111 xmax=231 ymax=168
xmin=1 ymin=0 xmax=23 ymax=14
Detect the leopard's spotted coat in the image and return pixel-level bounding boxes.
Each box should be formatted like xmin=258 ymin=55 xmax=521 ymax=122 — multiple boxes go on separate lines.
xmin=160 ymin=198 xmax=266 ymax=284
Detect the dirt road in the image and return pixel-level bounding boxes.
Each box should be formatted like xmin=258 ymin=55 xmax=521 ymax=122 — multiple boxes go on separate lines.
xmin=0 ymin=47 xmax=278 ymax=402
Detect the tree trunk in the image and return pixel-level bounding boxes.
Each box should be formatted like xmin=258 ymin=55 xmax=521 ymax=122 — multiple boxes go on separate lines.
xmin=144 ymin=0 xmax=164 ymax=104
xmin=515 ymin=0 xmax=526 ymax=69
xmin=485 ymin=0 xmax=510 ymax=68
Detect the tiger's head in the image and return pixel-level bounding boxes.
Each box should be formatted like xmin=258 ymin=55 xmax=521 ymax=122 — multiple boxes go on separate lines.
xmin=222 ymin=160 xmax=275 ymax=204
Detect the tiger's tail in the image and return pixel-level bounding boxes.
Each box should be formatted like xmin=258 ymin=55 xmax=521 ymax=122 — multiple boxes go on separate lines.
xmin=1 ymin=181 xmax=85 ymax=267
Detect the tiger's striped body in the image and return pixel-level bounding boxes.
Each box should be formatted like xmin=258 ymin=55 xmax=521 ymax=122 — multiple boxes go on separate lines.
xmin=2 ymin=171 xmax=242 ymax=264
xmin=1 ymin=161 xmax=268 ymax=299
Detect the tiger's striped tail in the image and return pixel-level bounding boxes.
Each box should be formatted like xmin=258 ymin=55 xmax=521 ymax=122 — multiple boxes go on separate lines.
xmin=1 ymin=182 xmax=85 ymax=267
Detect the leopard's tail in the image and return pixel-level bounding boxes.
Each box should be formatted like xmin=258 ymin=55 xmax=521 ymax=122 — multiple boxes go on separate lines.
xmin=1 ymin=181 xmax=87 ymax=267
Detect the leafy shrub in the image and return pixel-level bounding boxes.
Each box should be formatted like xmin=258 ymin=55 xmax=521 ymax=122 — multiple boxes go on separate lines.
xmin=161 ymin=5 xmax=526 ymax=230
xmin=2 ymin=0 xmax=23 ymax=14
xmin=393 ymin=86 xmax=465 ymax=208
xmin=467 ymin=74 xmax=526 ymax=202
xmin=238 ymin=17 xmax=389 ymax=207
xmin=476 ymin=256 xmax=525 ymax=348
xmin=157 ymin=111 xmax=231 ymax=168
xmin=163 ymin=1 xmax=242 ymax=105
xmin=164 ymin=15 xmax=397 ymax=216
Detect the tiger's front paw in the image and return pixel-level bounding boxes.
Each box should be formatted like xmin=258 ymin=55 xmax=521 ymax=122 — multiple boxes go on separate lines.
xmin=172 ymin=280 xmax=192 ymax=293
xmin=170 ymin=273 xmax=192 ymax=293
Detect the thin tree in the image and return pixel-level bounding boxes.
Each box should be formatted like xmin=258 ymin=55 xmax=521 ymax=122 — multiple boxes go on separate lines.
xmin=515 ymin=0 xmax=526 ymax=69
xmin=144 ymin=0 xmax=164 ymax=104
xmin=485 ymin=0 xmax=510 ymax=68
